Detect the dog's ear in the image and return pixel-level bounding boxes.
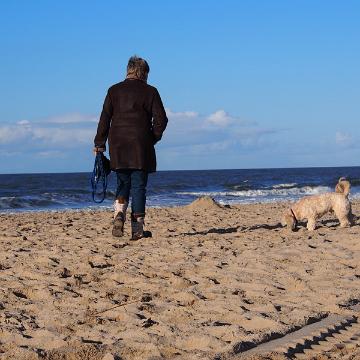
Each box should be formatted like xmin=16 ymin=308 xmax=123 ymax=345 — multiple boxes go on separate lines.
xmin=336 ymin=178 xmax=351 ymax=197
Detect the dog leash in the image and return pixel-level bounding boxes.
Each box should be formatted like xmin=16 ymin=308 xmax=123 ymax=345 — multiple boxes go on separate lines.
xmin=290 ymin=208 xmax=298 ymax=226
xmin=91 ymin=152 xmax=111 ymax=203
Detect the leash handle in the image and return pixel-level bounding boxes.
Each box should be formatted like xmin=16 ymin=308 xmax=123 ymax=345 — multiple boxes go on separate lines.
xmin=91 ymin=153 xmax=108 ymax=203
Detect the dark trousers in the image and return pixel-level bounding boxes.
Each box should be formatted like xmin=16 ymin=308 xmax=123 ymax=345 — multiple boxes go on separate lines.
xmin=115 ymin=169 xmax=148 ymax=216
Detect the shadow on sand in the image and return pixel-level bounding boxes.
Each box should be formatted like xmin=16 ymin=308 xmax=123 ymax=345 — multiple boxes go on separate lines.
xmin=176 ymin=214 xmax=359 ymax=237
xmin=181 ymin=226 xmax=242 ymax=236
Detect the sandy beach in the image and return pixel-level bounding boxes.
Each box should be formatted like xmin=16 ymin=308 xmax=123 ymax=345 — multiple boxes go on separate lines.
xmin=1 ymin=198 xmax=360 ymax=359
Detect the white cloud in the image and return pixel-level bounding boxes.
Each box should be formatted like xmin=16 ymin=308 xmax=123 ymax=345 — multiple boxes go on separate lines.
xmin=0 ymin=123 xmax=32 ymax=144
xmin=0 ymin=124 xmax=93 ymax=147
xmin=17 ymin=120 xmax=31 ymax=126
xmin=0 ymin=109 xmax=279 ymax=167
xmin=32 ymin=127 xmax=94 ymax=145
xmin=160 ymin=108 xmax=279 ymax=158
xmin=206 ymin=110 xmax=233 ymax=127
xmin=204 ymin=109 xmax=254 ymax=128
xmin=165 ymin=108 xmax=198 ymax=119
xmin=0 ymin=113 xmax=97 ymax=149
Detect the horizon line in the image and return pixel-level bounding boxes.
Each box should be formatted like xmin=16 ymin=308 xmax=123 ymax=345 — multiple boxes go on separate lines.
xmin=1 ymin=164 xmax=359 ymax=176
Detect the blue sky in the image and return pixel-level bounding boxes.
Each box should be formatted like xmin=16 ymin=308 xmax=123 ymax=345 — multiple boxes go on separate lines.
xmin=0 ymin=0 xmax=359 ymax=173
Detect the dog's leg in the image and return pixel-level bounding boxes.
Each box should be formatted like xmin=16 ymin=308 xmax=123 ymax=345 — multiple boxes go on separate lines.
xmin=349 ymin=204 xmax=354 ymax=226
xmin=350 ymin=212 xmax=354 ymax=226
xmin=335 ymin=204 xmax=352 ymax=228
xmin=307 ymin=218 xmax=316 ymax=231
xmin=339 ymin=216 xmax=351 ymax=228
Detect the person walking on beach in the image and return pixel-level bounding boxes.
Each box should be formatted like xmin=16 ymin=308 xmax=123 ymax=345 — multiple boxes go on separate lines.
xmin=94 ymin=56 xmax=168 ymax=240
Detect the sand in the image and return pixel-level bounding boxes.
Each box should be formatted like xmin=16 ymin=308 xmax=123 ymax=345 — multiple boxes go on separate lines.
xmin=1 ymin=197 xmax=360 ymax=359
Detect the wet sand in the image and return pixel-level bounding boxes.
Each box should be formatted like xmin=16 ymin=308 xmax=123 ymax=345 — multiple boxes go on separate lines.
xmin=1 ymin=198 xmax=360 ymax=359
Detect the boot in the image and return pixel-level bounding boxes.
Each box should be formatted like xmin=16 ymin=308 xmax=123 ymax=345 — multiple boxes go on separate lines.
xmin=131 ymin=215 xmax=152 ymax=241
xmin=112 ymin=197 xmax=128 ymax=237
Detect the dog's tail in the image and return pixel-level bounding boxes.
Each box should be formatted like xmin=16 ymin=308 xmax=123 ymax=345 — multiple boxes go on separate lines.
xmin=335 ymin=177 xmax=351 ymax=197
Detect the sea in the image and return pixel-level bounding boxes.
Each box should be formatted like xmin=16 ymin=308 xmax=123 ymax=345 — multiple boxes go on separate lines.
xmin=0 ymin=167 xmax=359 ymax=212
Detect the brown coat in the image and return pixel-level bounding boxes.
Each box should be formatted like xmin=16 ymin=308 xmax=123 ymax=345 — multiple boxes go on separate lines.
xmin=94 ymin=79 xmax=168 ymax=172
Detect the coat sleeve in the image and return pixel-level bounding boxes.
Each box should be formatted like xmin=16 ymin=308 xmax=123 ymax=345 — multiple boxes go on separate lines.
xmin=94 ymin=90 xmax=113 ymax=149
xmin=151 ymin=89 xmax=168 ymax=143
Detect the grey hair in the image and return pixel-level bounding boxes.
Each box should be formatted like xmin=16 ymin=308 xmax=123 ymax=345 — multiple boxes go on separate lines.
xmin=126 ymin=55 xmax=150 ymax=81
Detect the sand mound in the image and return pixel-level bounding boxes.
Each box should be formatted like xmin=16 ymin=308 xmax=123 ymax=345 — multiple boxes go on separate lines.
xmin=44 ymin=344 xmax=105 ymax=360
xmin=186 ymin=196 xmax=223 ymax=211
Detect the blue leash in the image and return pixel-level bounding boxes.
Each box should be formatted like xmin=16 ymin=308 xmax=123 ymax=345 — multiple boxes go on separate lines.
xmin=91 ymin=153 xmax=110 ymax=203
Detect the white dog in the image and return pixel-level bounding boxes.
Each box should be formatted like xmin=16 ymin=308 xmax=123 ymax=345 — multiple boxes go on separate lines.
xmin=282 ymin=178 xmax=352 ymax=231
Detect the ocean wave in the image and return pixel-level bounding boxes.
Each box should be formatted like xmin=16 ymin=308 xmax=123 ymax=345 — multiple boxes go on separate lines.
xmin=228 ymin=184 xmax=253 ymax=191
xmin=224 ymin=180 xmax=252 ymax=191
xmin=217 ymin=198 xmax=290 ymax=205
xmin=272 ymin=183 xmax=298 ymax=189
xmin=0 ymin=196 xmax=63 ymax=209
xmin=227 ymin=182 xmax=325 ymax=191
xmin=351 ymin=192 xmax=360 ymax=200
xmin=176 ymin=185 xmax=332 ymax=198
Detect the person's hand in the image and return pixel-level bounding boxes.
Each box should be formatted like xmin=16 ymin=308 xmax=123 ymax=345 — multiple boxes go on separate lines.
xmin=93 ymin=147 xmax=105 ymax=155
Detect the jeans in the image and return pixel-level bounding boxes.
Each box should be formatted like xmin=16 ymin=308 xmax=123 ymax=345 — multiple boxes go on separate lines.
xmin=115 ymin=169 xmax=148 ymax=216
